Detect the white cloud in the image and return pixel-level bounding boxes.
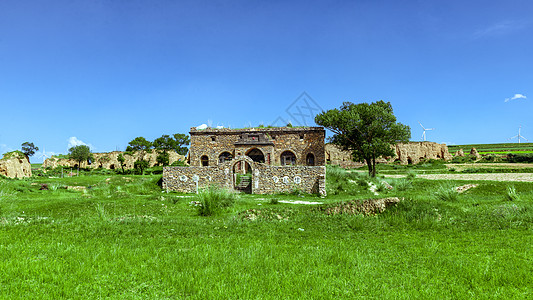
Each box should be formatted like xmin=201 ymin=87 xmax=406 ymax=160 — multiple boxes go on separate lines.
xmin=504 ymin=93 xmax=527 ymax=103
xmin=474 ymin=20 xmax=527 ymax=38
xmin=67 ymin=137 xmax=93 ymax=149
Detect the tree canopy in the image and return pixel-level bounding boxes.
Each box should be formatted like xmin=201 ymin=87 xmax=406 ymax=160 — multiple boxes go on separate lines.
xmin=315 ymin=101 xmax=410 ymax=177
xmin=21 ymin=142 xmax=39 ymax=160
xmin=68 ymin=145 xmax=92 ymax=168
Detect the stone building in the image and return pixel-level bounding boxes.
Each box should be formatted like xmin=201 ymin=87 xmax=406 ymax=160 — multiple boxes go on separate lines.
xmin=163 ymin=127 xmax=326 ymax=195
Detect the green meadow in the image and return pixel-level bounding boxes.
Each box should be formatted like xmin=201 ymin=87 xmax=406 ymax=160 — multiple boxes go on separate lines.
xmin=1 ymin=166 xmax=532 ymax=298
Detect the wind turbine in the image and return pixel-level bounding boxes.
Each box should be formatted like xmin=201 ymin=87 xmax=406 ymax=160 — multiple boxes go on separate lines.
xmin=38 ymin=148 xmax=51 ymax=162
xmin=419 ymin=122 xmax=434 ymax=141
xmin=509 ymin=126 xmax=528 ymax=144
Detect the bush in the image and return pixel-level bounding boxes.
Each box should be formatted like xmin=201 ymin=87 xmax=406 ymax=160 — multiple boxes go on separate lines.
xmin=196 ymin=186 xmax=237 ymax=216
xmin=434 ymin=183 xmax=458 ymax=202
xmin=393 ymin=178 xmax=412 ymax=191
xmin=506 ymin=153 xmax=533 ymax=163
xmin=406 ymin=171 xmax=417 ymax=180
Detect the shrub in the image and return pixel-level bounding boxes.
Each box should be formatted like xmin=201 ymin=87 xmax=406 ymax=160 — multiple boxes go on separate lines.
xmin=269 ymin=198 xmax=279 ymax=205
xmin=434 ymin=183 xmax=458 ymax=202
xmin=393 ymin=178 xmax=412 ymax=191
xmin=196 ymin=186 xmax=237 ymax=216
xmin=504 ymin=186 xmax=520 ymax=201
xmin=406 ymin=171 xmax=417 ymax=180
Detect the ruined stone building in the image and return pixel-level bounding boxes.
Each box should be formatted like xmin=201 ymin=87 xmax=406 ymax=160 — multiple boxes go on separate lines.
xmin=163 ymin=127 xmax=326 ymax=195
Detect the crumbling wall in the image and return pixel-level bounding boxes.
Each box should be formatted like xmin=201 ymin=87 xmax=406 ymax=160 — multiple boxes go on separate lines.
xmin=0 ymin=151 xmax=32 ymax=178
xmin=42 ymin=151 xmax=186 ymax=170
xmin=326 ymin=142 xmax=452 ymax=166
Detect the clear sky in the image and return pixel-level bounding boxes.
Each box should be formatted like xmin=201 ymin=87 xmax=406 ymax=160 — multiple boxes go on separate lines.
xmin=1 ymin=0 xmax=532 ymax=162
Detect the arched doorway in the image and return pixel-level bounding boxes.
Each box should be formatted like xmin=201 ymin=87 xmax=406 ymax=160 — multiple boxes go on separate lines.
xmin=201 ymin=155 xmax=209 ymax=166
xmin=306 ymin=153 xmax=315 ymax=166
xmin=280 ymin=150 xmax=296 ymax=166
xmin=232 ymin=160 xmax=252 ymax=193
xmin=246 ymin=148 xmax=265 ymax=163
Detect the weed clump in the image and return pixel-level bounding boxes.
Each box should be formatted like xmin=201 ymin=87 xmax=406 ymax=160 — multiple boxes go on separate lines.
xmin=196 ymin=186 xmax=237 ymax=216
xmin=504 ymin=186 xmax=520 ymax=201
xmin=434 ymin=183 xmax=459 ymax=202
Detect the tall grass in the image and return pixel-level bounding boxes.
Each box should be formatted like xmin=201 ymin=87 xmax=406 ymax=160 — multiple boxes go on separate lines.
xmin=434 ymin=182 xmax=459 ymax=201
xmin=196 ymin=186 xmax=237 ymax=216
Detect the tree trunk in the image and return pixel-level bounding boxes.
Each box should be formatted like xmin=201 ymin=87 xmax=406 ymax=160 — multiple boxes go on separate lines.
xmin=366 ymin=158 xmax=373 ymax=177
xmin=371 ymin=158 xmax=376 ymax=177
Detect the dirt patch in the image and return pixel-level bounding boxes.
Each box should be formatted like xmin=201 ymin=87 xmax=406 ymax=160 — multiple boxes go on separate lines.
xmin=324 ymin=197 xmax=402 ymax=216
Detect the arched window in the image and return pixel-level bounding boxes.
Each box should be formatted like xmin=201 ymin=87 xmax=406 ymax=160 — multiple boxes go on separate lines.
xmin=280 ymin=151 xmax=296 ymax=166
xmin=218 ymin=152 xmax=233 ymax=164
xmin=246 ymin=148 xmax=265 ymax=163
xmin=306 ymin=153 xmax=315 ymax=166
xmin=201 ymin=155 xmax=209 ymax=166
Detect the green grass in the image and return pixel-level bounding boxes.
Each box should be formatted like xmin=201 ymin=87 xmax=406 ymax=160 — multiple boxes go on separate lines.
xmin=448 ymin=142 xmax=533 ymax=153
xmin=0 ymin=171 xmax=532 ymax=298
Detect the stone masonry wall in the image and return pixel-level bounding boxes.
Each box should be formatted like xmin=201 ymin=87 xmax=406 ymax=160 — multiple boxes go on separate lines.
xmin=189 ymin=127 xmax=325 ymax=167
xmin=163 ymin=157 xmax=326 ymax=196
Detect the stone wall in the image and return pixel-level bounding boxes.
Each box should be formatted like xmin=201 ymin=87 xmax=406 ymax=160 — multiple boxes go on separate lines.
xmin=325 ymin=142 xmax=452 ymax=166
xmin=163 ymin=156 xmax=326 ymax=196
xmin=188 ymin=127 xmax=325 ymax=167
xmin=0 ymin=151 xmax=32 ymax=178
xmin=42 ymin=151 xmax=186 ymax=170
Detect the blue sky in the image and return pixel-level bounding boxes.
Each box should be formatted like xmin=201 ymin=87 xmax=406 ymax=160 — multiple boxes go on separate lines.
xmin=1 ymin=0 xmax=532 ymax=162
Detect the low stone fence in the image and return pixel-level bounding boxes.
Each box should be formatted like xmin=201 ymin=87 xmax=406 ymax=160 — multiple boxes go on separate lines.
xmin=163 ymin=158 xmax=326 ymax=196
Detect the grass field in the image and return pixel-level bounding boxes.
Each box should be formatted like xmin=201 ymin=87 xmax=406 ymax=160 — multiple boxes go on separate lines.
xmin=448 ymin=143 xmax=533 ymax=153
xmin=1 ymin=167 xmax=532 ymax=298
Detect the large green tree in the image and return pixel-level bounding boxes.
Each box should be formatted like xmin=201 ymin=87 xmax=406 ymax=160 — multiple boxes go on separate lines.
xmin=315 ymin=101 xmax=410 ymax=177
xmin=68 ymin=145 xmax=93 ymax=169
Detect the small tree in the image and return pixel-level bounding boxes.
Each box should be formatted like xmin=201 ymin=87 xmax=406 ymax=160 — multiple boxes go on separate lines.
xmin=68 ymin=145 xmax=92 ymax=169
xmin=134 ymin=159 xmax=149 ymax=175
xmin=156 ymin=151 xmax=170 ymax=166
xmin=117 ymin=153 xmax=126 ymax=173
xmin=21 ymin=142 xmax=39 ymax=161
xmin=315 ymin=101 xmax=410 ymax=177
xmin=172 ymin=133 xmax=190 ymax=155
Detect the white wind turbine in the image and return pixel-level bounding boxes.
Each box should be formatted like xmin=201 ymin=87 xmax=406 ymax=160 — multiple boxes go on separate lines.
xmin=509 ymin=126 xmax=528 ymax=144
xmin=38 ymin=148 xmax=51 ymax=162
xmin=419 ymin=122 xmax=434 ymax=141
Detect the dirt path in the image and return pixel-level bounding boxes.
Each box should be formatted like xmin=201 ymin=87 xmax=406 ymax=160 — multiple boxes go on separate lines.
xmin=384 ymin=173 xmax=533 ymax=182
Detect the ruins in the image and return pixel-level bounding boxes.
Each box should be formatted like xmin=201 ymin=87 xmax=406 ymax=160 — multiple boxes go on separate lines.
xmin=0 ymin=151 xmax=32 ymax=178
xmin=42 ymin=151 xmax=186 ymax=170
xmin=325 ymin=141 xmax=452 ymax=167
xmin=163 ymin=127 xmax=327 ymax=195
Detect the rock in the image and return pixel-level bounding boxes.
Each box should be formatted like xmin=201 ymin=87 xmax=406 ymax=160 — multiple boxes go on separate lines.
xmin=42 ymin=150 xmax=187 ymax=170
xmin=324 ymin=197 xmax=402 ymax=216
xmin=0 ymin=151 xmax=32 ymax=178
xmin=470 ymin=148 xmax=481 ymax=159
xmin=456 ymin=149 xmax=465 ymax=157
